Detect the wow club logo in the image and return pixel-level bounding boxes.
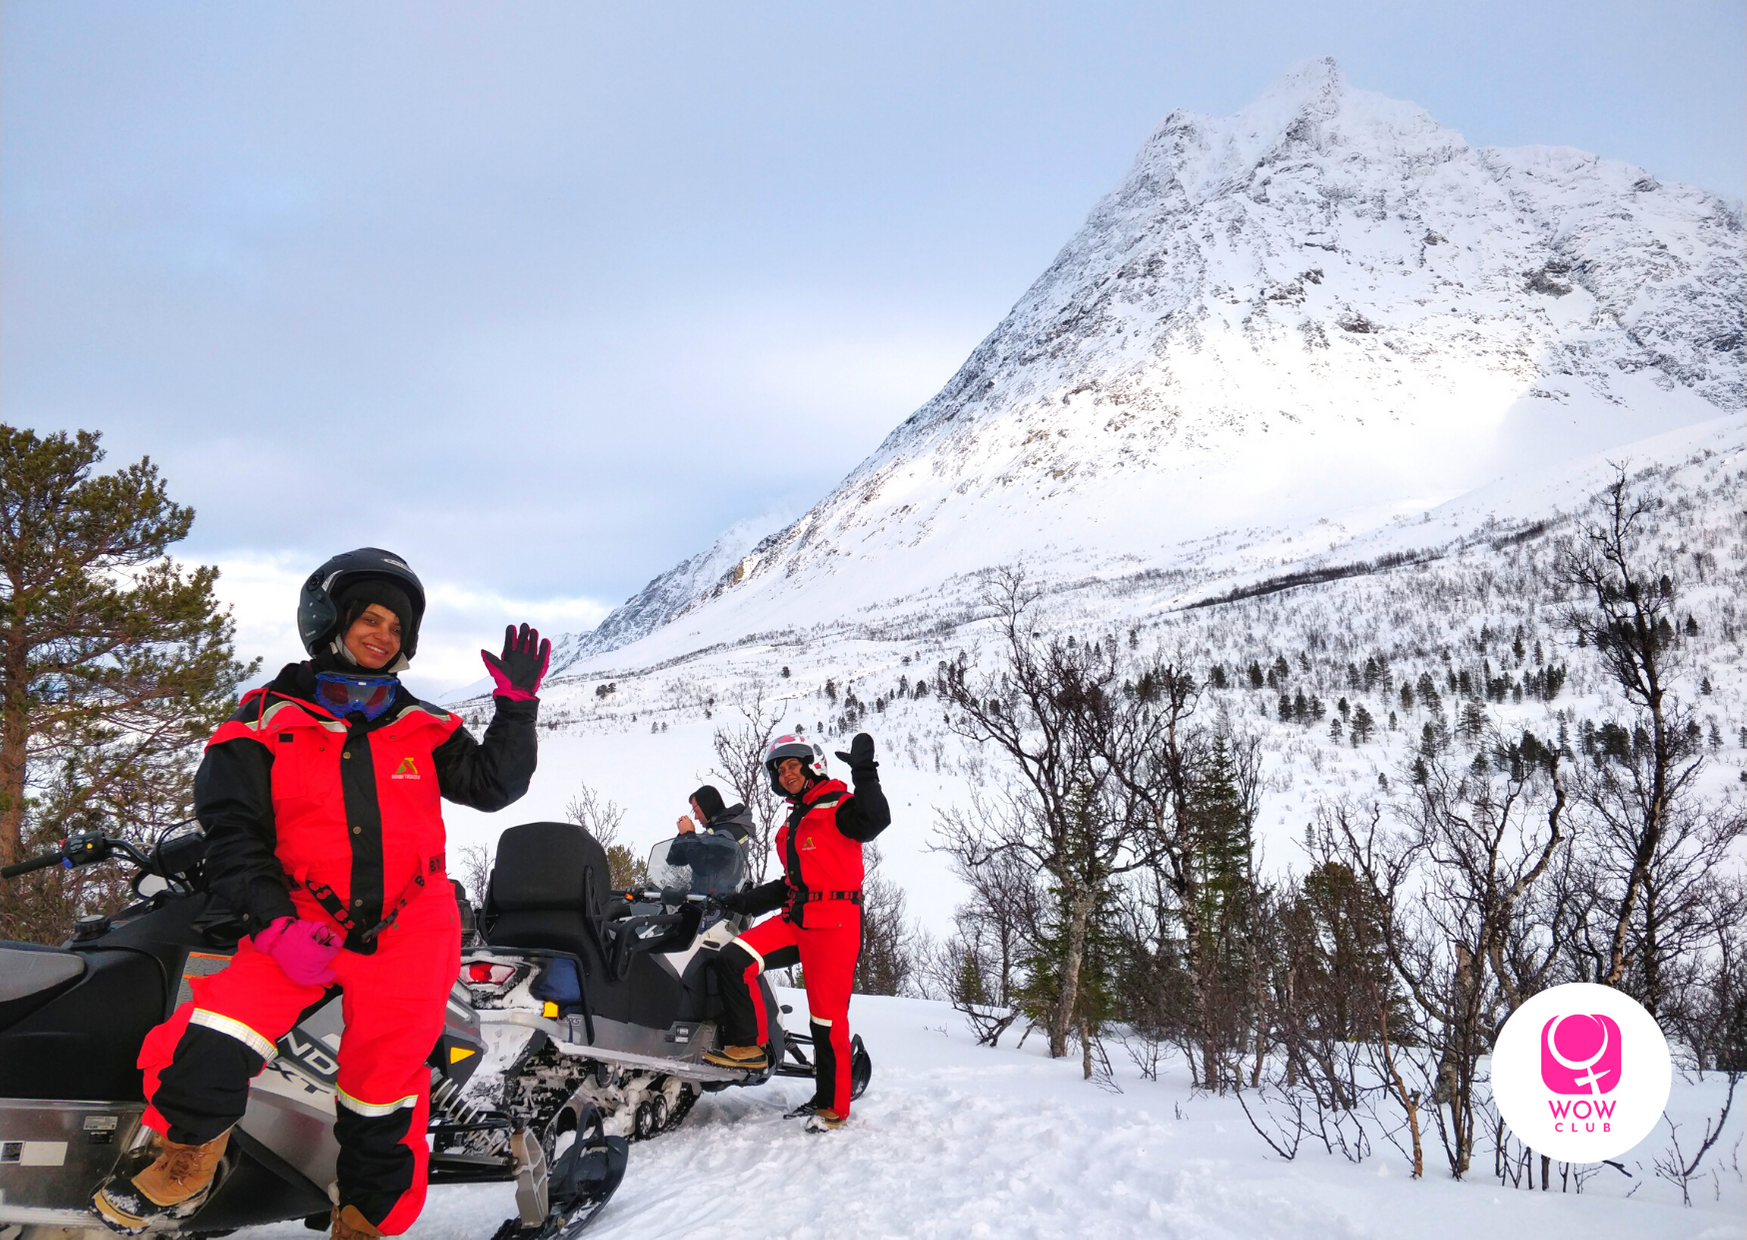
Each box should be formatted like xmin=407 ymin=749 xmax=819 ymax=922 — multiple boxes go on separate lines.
xmin=1493 ymin=984 xmax=1669 ymax=1162
xmin=1540 ymin=1013 xmax=1620 ymax=1134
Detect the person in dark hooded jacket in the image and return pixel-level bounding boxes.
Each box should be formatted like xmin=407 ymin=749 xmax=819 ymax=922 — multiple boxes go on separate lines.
xmin=674 ymin=784 xmax=753 ymax=843
xmin=664 ymin=785 xmax=754 ymax=874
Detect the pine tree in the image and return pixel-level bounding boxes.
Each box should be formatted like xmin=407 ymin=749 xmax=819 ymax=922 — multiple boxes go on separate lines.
xmin=0 ymin=428 xmax=255 ymax=942
xmin=1187 ymin=734 xmax=1257 ymax=1087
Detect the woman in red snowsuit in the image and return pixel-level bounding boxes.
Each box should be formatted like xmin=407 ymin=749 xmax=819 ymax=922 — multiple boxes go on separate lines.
xmin=706 ymin=733 xmax=888 ymax=1131
xmin=95 ymin=549 xmax=549 ymax=1240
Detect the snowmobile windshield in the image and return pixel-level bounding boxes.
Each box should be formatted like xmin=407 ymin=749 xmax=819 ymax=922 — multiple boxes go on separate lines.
xmin=648 ymin=832 xmax=745 ymax=896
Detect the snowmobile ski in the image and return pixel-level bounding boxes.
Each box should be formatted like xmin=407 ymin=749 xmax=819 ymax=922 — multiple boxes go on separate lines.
xmin=490 ymin=1106 xmax=628 ymax=1240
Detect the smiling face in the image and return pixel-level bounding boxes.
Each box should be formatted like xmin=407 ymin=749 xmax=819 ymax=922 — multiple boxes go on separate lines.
xmin=776 ymin=757 xmax=807 ymax=796
xmin=342 ymin=603 xmax=403 ymax=669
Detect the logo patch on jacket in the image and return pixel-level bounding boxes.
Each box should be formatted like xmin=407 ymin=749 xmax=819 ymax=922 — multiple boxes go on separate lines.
xmin=801 ymin=835 xmax=816 ymax=851
xmin=391 ymin=757 xmax=420 ymax=780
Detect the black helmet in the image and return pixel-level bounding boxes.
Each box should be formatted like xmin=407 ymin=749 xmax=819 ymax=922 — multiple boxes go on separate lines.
xmin=764 ymin=734 xmax=828 ymax=795
xmin=298 ymin=548 xmax=427 ymax=662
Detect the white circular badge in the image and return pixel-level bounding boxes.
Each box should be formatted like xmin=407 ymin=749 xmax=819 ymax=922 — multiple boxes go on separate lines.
xmin=1491 ymin=982 xmax=1671 ymax=1163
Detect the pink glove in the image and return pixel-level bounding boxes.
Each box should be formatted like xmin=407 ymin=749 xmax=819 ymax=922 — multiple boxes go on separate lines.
xmin=252 ymin=917 xmax=341 ymax=986
xmin=481 ymin=623 xmax=551 ymax=701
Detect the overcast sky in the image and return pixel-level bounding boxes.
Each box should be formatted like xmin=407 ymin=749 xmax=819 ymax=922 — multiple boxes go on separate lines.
xmin=5 ymin=0 xmax=1742 ymax=694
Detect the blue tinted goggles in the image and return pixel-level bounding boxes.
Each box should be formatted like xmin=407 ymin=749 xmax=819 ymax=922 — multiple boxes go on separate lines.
xmin=314 ymin=673 xmax=398 ymax=721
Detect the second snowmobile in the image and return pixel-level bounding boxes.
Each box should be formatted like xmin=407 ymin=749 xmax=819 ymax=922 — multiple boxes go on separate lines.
xmin=458 ymin=821 xmax=870 ymax=1143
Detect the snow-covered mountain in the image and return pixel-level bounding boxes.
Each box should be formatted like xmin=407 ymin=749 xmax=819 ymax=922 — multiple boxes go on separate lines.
xmin=570 ymin=57 xmax=1740 ymax=667
xmin=548 ymin=512 xmax=789 ymax=671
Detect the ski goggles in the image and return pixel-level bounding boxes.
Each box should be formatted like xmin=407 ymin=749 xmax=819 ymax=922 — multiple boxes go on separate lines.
xmin=314 ymin=673 xmax=399 ymax=721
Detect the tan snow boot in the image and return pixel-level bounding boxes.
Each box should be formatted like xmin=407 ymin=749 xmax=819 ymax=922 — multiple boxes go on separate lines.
xmin=329 ymin=1204 xmax=383 ymax=1240
xmin=703 ymin=1044 xmax=769 ymax=1070
xmin=94 ymin=1129 xmax=230 ymax=1233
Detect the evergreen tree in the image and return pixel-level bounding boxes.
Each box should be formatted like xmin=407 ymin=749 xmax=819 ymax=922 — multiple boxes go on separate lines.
xmin=1296 ymin=861 xmax=1407 ymax=1041
xmin=0 ymin=427 xmax=254 ymax=942
xmin=1185 ymin=734 xmax=1258 ymax=1087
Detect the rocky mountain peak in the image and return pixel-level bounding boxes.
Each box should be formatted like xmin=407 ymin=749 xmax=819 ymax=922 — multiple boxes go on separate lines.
xmin=567 ymin=62 xmax=1743 ymax=665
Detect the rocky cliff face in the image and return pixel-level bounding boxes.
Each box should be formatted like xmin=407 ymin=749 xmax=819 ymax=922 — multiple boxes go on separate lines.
xmin=574 ymin=58 xmax=1742 ymax=662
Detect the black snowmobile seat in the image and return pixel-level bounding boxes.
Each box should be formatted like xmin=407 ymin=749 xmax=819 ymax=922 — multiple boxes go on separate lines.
xmin=483 ymin=822 xmax=613 ymax=981
xmin=0 ymin=943 xmax=87 ymax=1030
xmin=0 ymin=947 xmax=163 ymax=1098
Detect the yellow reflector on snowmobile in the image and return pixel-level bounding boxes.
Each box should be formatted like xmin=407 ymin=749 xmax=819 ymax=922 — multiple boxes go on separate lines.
xmin=542 ymin=1001 xmax=559 ymax=1019
xmin=449 ymin=1046 xmax=476 ymax=1064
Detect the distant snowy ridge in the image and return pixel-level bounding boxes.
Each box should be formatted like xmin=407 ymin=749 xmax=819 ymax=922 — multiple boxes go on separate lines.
xmin=543 ymin=511 xmax=789 ymax=668
xmin=567 ymin=57 xmax=1741 ymax=672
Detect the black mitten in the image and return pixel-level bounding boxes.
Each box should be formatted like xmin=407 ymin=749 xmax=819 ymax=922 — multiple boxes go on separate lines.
xmin=834 ymin=732 xmax=878 ymax=777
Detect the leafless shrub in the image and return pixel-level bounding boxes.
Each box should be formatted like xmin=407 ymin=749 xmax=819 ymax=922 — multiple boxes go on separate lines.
xmin=1653 ymin=1073 xmax=1740 ymax=1206
xmin=855 ymin=844 xmax=924 ymax=996
xmin=709 ymin=682 xmax=785 ymax=881
xmin=456 ymin=843 xmax=491 ymax=909
xmin=564 ymin=781 xmax=643 ymax=888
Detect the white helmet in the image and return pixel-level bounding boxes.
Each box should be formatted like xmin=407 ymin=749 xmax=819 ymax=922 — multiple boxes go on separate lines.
xmin=764 ymin=734 xmax=828 ymax=795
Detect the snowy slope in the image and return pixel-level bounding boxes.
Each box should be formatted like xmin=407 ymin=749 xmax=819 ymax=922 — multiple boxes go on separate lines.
xmin=235 ymin=990 xmax=1743 ymax=1240
xmin=562 ymin=57 xmax=1740 ymax=670
xmin=549 ymin=512 xmax=790 ymax=667
xmin=439 ymin=413 xmax=1744 ymax=980
xmin=437 ymin=412 xmax=1746 ymax=955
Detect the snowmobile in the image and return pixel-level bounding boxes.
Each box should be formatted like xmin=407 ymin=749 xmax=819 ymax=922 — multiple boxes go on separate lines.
xmin=0 ymin=820 xmax=867 ymax=1240
xmin=460 ymin=821 xmax=871 ymax=1143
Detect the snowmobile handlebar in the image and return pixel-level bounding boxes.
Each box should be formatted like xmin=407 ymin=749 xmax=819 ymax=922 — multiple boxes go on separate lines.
xmin=1 ymin=824 xmax=202 ymax=882
xmin=1 ymin=849 xmax=69 ymax=878
xmin=2 ymin=830 xmax=149 ymax=879
xmin=612 ymin=888 xmax=711 ymax=906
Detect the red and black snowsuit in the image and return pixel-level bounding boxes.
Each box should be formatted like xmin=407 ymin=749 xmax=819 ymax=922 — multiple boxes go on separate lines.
xmin=715 ymin=766 xmax=889 ymax=1117
xmin=141 ymin=662 xmax=536 ymax=1235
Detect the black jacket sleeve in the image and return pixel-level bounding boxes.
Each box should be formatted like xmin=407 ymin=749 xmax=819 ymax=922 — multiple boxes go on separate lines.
xmin=722 ymin=878 xmax=788 ymax=917
xmin=434 ymin=696 xmax=539 ymax=811
xmin=194 ymin=738 xmax=297 ymax=934
xmin=834 ymin=766 xmax=891 ymax=843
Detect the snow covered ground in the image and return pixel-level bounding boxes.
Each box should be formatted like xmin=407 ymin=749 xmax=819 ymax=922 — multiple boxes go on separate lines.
xmin=235 ymin=990 xmax=1743 ymax=1240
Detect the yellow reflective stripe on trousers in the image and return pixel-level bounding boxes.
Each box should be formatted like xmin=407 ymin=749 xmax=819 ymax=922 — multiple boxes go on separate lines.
xmin=336 ymin=1086 xmax=418 ymax=1116
xmin=190 ymin=1009 xmax=279 ymax=1061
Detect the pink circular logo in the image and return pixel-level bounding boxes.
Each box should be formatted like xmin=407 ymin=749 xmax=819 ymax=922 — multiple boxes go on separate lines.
xmin=1493 ymin=983 xmax=1670 ymax=1162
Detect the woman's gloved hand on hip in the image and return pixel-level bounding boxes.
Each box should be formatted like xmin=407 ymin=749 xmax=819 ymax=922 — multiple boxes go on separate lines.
xmin=482 ymin=623 xmax=551 ymax=701
xmin=253 ymin=917 xmax=342 ymax=986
